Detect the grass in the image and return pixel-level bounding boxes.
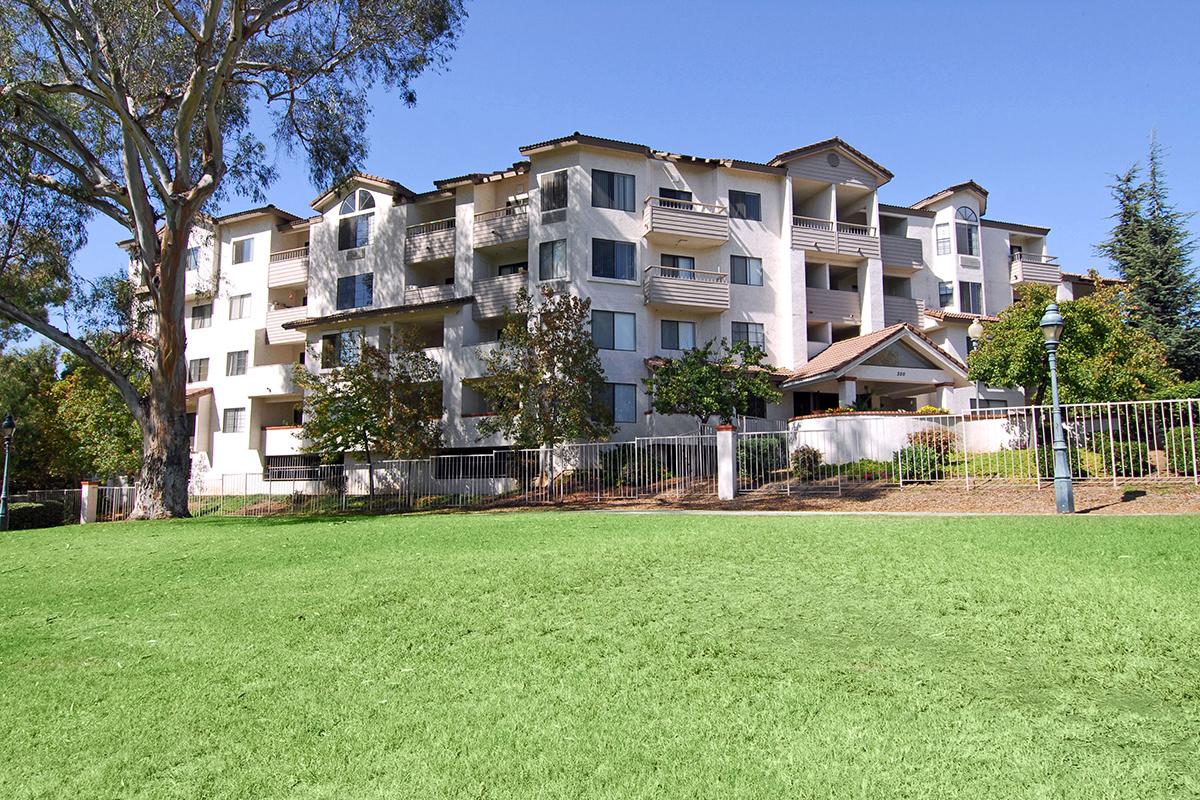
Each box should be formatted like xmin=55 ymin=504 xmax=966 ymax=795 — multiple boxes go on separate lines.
xmin=1 ymin=512 xmax=1198 ymax=799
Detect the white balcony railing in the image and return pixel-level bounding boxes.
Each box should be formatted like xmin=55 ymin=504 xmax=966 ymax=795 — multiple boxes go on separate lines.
xmin=645 ymin=196 xmax=728 ymax=216
xmin=269 ymin=246 xmax=309 ymax=263
xmin=1010 ymin=253 xmax=1061 ymax=285
xmin=407 ymin=217 xmax=456 ymax=237
xmin=404 ymin=284 xmax=457 ymax=305
xmin=474 ymin=201 xmax=529 ymax=223
xmin=265 ymin=305 xmax=307 ymax=344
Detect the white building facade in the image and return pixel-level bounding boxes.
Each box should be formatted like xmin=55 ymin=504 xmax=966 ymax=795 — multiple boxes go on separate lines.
xmin=158 ymin=133 xmax=1102 ymax=478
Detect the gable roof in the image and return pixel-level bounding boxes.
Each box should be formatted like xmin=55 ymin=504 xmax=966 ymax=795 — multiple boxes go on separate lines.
xmin=519 ymin=131 xmax=786 ymax=176
xmin=911 ymin=180 xmax=989 ymax=215
xmin=434 ymin=161 xmax=531 ymax=190
xmin=767 ymin=137 xmax=894 ymax=182
xmin=782 ymin=323 xmax=966 ymax=388
xmin=311 ymin=171 xmax=415 ymax=210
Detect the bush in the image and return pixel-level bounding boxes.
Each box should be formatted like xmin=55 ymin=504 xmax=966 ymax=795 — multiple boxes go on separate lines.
xmin=1167 ymin=426 xmax=1197 ymax=475
xmin=599 ymin=447 xmax=672 ymax=489
xmin=1034 ymin=443 xmax=1089 ymax=479
xmin=790 ymin=445 xmax=823 ymax=480
xmin=737 ymin=436 xmax=788 ymax=474
xmin=1091 ymin=433 xmax=1150 ymax=477
xmin=906 ymin=427 xmax=957 ymax=465
xmin=916 ymin=405 xmax=949 ymax=415
xmin=839 ymin=459 xmax=893 ymax=481
xmin=894 ymin=444 xmax=946 ymax=481
xmin=8 ymin=500 xmax=65 ymax=530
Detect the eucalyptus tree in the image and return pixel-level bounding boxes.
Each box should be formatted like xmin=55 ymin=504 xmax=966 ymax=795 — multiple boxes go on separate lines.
xmin=0 ymin=0 xmax=465 ymax=516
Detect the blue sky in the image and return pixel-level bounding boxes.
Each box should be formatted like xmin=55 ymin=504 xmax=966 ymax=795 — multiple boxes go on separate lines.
xmin=77 ymin=0 xmax=1200 ymax=282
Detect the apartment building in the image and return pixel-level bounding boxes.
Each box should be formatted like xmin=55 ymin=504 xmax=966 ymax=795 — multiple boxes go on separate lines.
xmin=155 ymin=132 xmax=1102 ymax=479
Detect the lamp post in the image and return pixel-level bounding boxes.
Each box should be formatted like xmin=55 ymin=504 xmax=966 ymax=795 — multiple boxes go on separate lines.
xmin=0 ymin=412 xmax=14 ymax=531
xmin=967 ymin=317 xmax=985 ymax=410
xmin=1039 ymin=304 xmax=1074 ymax=514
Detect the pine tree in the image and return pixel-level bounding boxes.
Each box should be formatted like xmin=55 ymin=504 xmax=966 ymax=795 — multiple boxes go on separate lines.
xmin=1096 ymin=138 xmax=1200 ymax=379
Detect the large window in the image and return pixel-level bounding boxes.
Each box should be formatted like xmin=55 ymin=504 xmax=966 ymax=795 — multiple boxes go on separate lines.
xmin=729 ymin=190 xmax=762 ymax=221
xmin=187 ymin=358 xmax=209 ymax=383
xmin=222 ymin=407 xmax=246 ymax=433
xmin=228 ymin=293 xmax=251 ymax=320
xmin=190 ymin=303 xmax=212 ymax=329
xmin=592 ymin=239 xmax=637 ymax=281
xmin=661 ymin=254 xmax=695 ymax=279
xmin=338 ymin=189 xmax=375 ymax=250
xmin=731 ymin=255 xmax=763 ymax=286
xmin=232 ymin=237 xmax=253 ymax=264
xmin=661 ymin=320 xmax=696 ymax=351
xmin=731 ymin=321 xmax=765 ymax=352
xmin=591 ymin=169 xmax=635 ymax=212
xmin=225 ymin=350 xmax=248 ymax=376
xmin=539 ymin=239 xmax=566 ymax=280
xmin=936 ymin=223 xmax=951 ymax=256
xmin=321 ymin=330 xmax=362 ymax=369
xmin=597 ymin=383 xmax=637 ymax=423
xmin=336 ymin=273 xmax=374 ymax=310
xmin=956 ymin=207 xmax=979 ymax=256
xmin=938 ymin=281 xmax=954 ymax=308
xmin=740 ymin=395 xmax=767 ymax=419
xmin=540 ymin=169 xmax=568 ymax=213
xmin=959 ymin=281 xmax=983 ymax=314
xmin=592 ymin=310 xmax=636 ymax=351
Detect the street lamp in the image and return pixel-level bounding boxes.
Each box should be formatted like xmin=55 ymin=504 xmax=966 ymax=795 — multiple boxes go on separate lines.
xmin=1039 ymin=304 xmax=1074 ymax=513
xmin=0 ymin=412 xmax=14 ymax=531
xmin=967 ymin=317 xmax=985 ymax=409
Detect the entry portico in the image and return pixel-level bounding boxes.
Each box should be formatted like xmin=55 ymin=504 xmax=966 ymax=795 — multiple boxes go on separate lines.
xmin=782 ymin=323 xmax=970 ymax=411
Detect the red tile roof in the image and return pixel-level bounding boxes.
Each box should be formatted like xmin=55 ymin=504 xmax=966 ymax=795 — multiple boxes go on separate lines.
xmin=783 ymin=323 xmax=966 ymax=386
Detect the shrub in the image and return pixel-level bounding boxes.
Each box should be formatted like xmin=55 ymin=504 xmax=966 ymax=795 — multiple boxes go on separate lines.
xmin=737 ymin=436 xmax=788 ymax=474
xmin=839 ymin=459 xmax=893 ymax=481
xmin=599 ymin=447 xmax=672 ymax=489
xmin=916 ymin=405 xmax=949 ymax=415
xmin=1034 ymin=443 xmax=1089 ymax=479
xmin=894 ymin=444 xmax=946 ymax=481
xmin=790 ymin=445 xmax=823 ymax=480
xmin=1091 ymin=433 xmax=1151 ymax=477
xmin=906 ymin=427 xmax=957 ymax=465
xmin=9 ymin=501 xmax=65 ymax=530
xmin=1167 ymin=426 xmax=1197 ymax=475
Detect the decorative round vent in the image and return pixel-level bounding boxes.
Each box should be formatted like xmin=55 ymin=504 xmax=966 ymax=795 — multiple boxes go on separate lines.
xmin=827 ymin=152 xmax=841 ymax=168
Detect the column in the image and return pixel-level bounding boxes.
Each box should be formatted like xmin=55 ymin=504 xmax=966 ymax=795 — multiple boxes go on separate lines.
xmin=716 ymin=424 xmax=736 ymax=500
xmin=838 ymin=378 xmax=857 ymax=408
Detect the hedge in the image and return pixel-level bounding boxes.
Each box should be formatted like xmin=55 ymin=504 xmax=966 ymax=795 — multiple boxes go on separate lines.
xmin=8 ymin=500 xmax=65 ymax=530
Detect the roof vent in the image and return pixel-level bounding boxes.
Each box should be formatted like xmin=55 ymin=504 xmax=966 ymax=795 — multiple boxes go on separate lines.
xmin=827 ymin=152 xmax=841 ymax=168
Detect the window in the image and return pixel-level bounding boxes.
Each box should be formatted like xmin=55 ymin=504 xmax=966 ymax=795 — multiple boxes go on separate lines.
xmin=187 ymin=357 xmax=209 ymax=383
xmin=741 ymin=395 xmax=767 ymax=419
xmin=592 ymin=239 xmax=637 ymax=281
xmin=661 ymin=254 xmax=695 ymax=279
xmin=190 ymin=303 xmax=212 ymax=329
xmin=729 ymin=190 xmax=762 ymax=221
xmin=592 ymin=310 xmax=636 ymax=351
xmin=731 ymin=255 xmax=763 ymax=286
xmin=938 ymin=281 xmax=954 ymax=308
xmin=591 ymin=169 xmax=635 ymax=211
xmin=225 ymin=350 xmax=247 ymax=376
xmin=185 ymin=247 xmax=200 ymax=272
xmin=232 ymin=238 xmax=253 ymax=264
xmin=956 ymin=207 xmax=979 ymax=256
xmin=971 ymin=398 xmax=1009 ymax=410
xmin=959 ymin=281 xmax=983 ymax=314
xmin=661 ymin=320 xmax=696 ymax=351
xmin=731 ymin=321 xmax=765 ymax=352
xmin=321 ymin=330 xmax=362 ymax=368
xmin=936 ymin=223 xmax=951 ymax=256
xmin=538 ymin=240 xmax=567 ymax=280
xmin=541 ymin=170 xmax=568 ymax=212
xmin=338 ymin=189 xmax=375 ymax=250
xmin=498 ymin=262 xmax=527 ymax=276
xmin=659 ymin=187 xmax=692 ymax=209
xmin=336 ymin=273 xmax=374 ymax=310
xmin=597 ymin=383 xmax=637 ymax=423
xmin=222 ymin=407 xmax=246 ymax=433
xmin=228 ymin=293 xmax=251 ymax=320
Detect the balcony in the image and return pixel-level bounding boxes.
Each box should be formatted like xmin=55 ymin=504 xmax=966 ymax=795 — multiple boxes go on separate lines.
xmin=247 ymin=363 xmax=299 ymax=398
xmin=806 ymin=287 xmax=861 ymax=324
xmin=261 ymin=425 xmax=305 ymax=457
xmin=265 ymin=305 xmax=307 ymax=344
xmin=473 ymin=273 xmax=524 ymax=319
xmin=642 ymin=265 xmax=730 ymax=314
xmin=880 ymin=235 xmax=923 ymax=270
xmin=404 ymin=283 xmax=457 ymax=306
xmin=406 ymin=218 xmax=456 ymax=263
xmin=1010 ymin=253 xmax=1061 ymax=285
xmin=473 ymin=202 xmax=529 ymax=249
xmin=643 ymin=197 xmax=729 ymax=247
xmin=267 ymin=247 xmax=309 ymax=287
xmin=792 ymin=217 xmax=881 ymax=259
xmin=883 ymin=296 xmax=925 ymax=327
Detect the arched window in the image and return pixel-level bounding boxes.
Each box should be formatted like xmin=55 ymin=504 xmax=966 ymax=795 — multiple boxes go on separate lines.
xmin=955 ymin=206 xmax=979 ymax=255
xmin=338 ymin=190 xmax=376 ymax=250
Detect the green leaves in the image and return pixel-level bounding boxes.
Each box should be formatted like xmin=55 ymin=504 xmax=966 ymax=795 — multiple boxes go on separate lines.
xmin=644 ymin=339 xmax=781 ymax=426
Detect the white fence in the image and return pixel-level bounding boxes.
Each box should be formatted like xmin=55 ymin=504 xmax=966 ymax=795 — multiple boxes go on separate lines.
xmin=739 ymin=399 xmax=1200 ymax=494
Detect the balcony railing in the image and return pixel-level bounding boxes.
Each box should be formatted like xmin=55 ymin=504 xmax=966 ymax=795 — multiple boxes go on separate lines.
xmin=261 ymin=425 xmax=305 ymax=457
xmin=407 ymin=218 xmax=456 ymax=236
xmin=880 ymin=234 xmax=924 ymax=269
xmin=792 ymin=216 xmax=881 ymax=259
xmin=267 ymin=246 xmax=309 ymax=287
xmin=265 ymin=305 xmax=307 ymax=344
xmin=473 ymin=201 xmax=530 ymax=248
xmin=806 ymin=287 xmax=861 ymax=324
xmin=473 ymin=272 xmax=524 ymax=319
xmin=404 ymin=283 xmax=457 ymax=305
xmin=883 ymin=296 xmax=926 ymax=327
xmin=247 ymin=363 xmax=300 ymax=398
xmin=1010 ymin=253 xmax=1061 ymax=285
xmin=406 ymin=217 xmax=456 ymax=263
xmin=642 ymin=265 xmax=730 ymax=313
xmin=643 ymin=196 xmax=729 ymax=246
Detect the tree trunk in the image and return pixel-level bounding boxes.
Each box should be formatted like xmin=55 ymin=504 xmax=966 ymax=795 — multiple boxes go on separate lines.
xmin=131 ymin=227 xmax=192 ymax=519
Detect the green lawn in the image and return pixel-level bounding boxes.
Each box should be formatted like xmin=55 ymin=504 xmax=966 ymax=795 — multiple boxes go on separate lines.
xmin=1 ymin=513 xmax=1197 ymax=799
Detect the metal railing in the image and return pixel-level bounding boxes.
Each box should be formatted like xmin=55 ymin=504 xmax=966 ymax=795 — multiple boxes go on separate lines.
xmin=1011 ymin=252 xmax=1059 ymax=266
xmin=406 ymin=217 xmax=456 ymax=236
xmin=645 ymin=196 xmax=728 ymax=215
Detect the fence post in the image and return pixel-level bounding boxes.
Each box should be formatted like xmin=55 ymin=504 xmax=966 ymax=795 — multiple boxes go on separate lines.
xmin=79 ymin=481 xmax=98 ymax=524
xmin=716 ymin=424 xmax=736 ymax=500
